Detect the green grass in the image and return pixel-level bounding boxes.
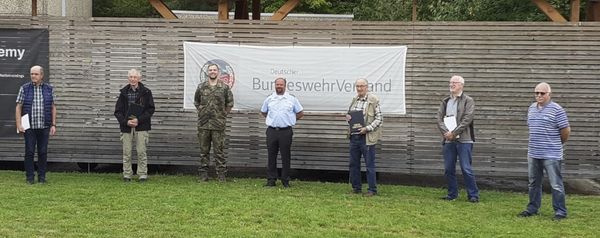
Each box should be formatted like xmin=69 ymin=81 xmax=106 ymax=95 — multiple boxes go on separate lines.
xmin=1 ymin=171 xmax=599 ymax=238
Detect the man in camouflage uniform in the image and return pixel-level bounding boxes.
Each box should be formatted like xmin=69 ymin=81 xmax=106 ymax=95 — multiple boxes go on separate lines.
xmin=194 ymin=63 xmax=234 ymax=182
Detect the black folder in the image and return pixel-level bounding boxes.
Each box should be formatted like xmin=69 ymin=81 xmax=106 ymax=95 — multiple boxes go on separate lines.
xmin=348 ymin=110 xmax=365 ymax=134
xmin=126 ymin=102 xmax=144 ymax=119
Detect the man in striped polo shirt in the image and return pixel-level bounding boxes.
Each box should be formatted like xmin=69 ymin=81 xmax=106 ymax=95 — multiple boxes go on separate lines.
xmin=518 ymin=82 xmax=570 ymax=221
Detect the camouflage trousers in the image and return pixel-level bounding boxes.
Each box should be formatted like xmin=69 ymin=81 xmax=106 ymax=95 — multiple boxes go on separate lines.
xmin=197 ymin=129 xmax=227 ymax=175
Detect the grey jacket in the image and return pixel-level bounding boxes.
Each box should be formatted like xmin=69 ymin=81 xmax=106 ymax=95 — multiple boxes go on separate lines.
xmin=436 ymin=93 xmax=475 ymax=143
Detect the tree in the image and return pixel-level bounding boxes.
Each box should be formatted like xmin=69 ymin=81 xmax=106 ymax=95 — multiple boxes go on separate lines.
xmin=93 ymin=0 xmax=159 ymax=17
xmin=92 ymin=0 xmax=591 ymax=21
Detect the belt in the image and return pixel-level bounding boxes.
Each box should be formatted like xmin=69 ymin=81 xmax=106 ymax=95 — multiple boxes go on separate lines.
xmin=268 ymin=126 xmax=291 ymax=131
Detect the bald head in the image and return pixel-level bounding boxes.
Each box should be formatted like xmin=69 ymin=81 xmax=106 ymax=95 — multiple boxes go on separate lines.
xmin=30 ymin=65 xmax=44 ymax=85
xmin=535 ymin=82 xmax=551 ymax=93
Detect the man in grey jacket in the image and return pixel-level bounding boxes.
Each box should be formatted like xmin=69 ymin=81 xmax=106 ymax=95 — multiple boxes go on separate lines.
xmin=436 ymin=75 xmax=480 ymax=203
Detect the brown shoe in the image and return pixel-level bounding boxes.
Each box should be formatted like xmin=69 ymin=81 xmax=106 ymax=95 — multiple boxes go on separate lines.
xmin=364 ymin=191 xmax=377 ymax=197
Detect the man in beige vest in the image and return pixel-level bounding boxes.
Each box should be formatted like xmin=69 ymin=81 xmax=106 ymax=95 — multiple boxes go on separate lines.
xmin=345 ymin=78 xmax=383 ymax=196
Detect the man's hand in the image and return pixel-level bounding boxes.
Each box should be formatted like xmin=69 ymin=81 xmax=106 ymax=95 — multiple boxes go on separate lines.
xmin=359 ymin=127 xmax=368 ymax=135
xmin=50 ymin=126 xmax=56 ymax=136
xmin=345 ymin=114 xmax=351 ymax=122
xmin=444 ymin=131 xmax=455 ymax=140
xmin=127 ymin=118 xmax=138 ymax=128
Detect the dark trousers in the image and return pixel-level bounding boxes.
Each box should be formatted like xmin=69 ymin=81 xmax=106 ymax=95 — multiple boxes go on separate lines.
xmin=266 ymin=127 xmax=293 ymax=182
xmin=349 ymin=134 xmax=377 ymax=193
xmin=24 ymin=128 xmax=50 ymax=181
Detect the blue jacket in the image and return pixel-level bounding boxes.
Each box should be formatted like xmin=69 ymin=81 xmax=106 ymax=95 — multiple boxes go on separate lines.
xmin=21 ymin=82 xmax=54 ymax=128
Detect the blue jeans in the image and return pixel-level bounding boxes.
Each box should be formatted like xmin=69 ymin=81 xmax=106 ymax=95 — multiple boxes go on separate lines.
xmin=349 ymin=135 xmax=377 ymax=193
xmin=443 ymin=142 xmax=479 ymax=199
xmin=24 ymin=128 xmax=50 ymax=181
xmin=526 ymin=157 xmax=567 ymax=217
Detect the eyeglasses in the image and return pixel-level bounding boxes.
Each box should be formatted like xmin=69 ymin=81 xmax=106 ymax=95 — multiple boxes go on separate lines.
xmin=355 ymin=85 xmax=367 ymax=88
xmin=535 ymin=92 xmax=547 ymax=96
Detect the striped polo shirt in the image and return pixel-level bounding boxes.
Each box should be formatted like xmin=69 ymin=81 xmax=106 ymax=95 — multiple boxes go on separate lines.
xmin=527 ymin=101 xmax=569 ymax=160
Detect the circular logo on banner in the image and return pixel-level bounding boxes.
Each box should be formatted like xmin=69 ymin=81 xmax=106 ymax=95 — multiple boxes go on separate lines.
xmin=200 ymin=59 xmax=235 ymax=89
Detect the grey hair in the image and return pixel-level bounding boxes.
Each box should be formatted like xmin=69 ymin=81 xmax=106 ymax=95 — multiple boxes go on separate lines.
xmin=128 ymin=69 xmax=141 ymax=77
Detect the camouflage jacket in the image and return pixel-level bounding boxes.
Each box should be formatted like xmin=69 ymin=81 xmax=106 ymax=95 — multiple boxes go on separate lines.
xmin=194 ymin=80 xmax=234 ymax=130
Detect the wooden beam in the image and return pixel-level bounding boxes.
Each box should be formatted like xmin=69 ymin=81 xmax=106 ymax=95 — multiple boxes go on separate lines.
xmin=531 ymin=0 xmax=567 ymax=22
xmin=148 ymin=0 xmax=178 ymax=19
xmin=271 ymin=0 xmax=300 ymax=21
xmin=235 ymin=0 xmax=249 ymax=19
xmin=587 ymin=0 xmax=600 ymax=21
xmin=570 ymin=0 xmax=580 ymax=22
xmin=252 ymin=0 xmax=261 ymax=20
xmin=412 ymin=0 xmax=417 ymax=21
xmin=32 ymin=0 xmax=37 ymax=16
xmin=218 ymin=0 xmax=229 ymax=20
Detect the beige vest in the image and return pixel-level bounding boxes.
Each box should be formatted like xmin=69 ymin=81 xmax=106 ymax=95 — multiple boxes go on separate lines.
xmin=348 ymin=93 xmax=383 ymax=145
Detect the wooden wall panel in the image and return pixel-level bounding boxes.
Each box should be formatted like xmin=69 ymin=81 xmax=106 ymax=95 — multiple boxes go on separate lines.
xmin=0 ymin=17 xmax=599 ymax=179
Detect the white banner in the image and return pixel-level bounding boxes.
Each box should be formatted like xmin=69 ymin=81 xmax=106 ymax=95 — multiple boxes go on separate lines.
xmin=184 ymin=42 xmax=406 ymax=114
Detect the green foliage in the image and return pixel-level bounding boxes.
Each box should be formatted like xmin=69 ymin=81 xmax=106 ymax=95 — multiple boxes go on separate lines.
xmin=93 ymin=0 xmax=159 ymax=17
xmin=166 ymin=0 xmax=218 ymax=11
xmin=91 ymin=0 xmax=589 ymax=21
xmin=417 ymin=0 xmax=553 ymax=21
xmin=1 ymin=171 xmax=600 ymax=237
xmin=354 ymin=0 xmax=413 ymax=21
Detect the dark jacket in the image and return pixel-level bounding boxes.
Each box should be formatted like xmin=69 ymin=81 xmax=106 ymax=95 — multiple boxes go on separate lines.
xmin=114 ymin=82 xmax=155 ymax=133
xmin=21 ymin=82 xmax=54 ymax=128
xmin=436 ymin=93 xmax=475 ymax=143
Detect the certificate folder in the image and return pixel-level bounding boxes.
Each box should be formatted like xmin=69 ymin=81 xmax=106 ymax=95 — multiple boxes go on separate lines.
xmin=126 ymin=103 xmax=144 ymax=119
xmin=348 ymin=110 xmax=365 ymax=134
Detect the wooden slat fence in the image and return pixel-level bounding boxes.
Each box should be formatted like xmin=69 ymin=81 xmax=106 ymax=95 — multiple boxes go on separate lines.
xmin=0 ymin=17 xmax=599 ymax=178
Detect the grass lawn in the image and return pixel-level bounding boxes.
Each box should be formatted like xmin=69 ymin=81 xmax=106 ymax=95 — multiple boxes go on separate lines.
xmin=1 ymin=170 xmax=599 ymax=237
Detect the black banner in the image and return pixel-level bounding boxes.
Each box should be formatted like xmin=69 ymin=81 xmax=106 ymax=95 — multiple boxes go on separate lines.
xmin=0 ymin=29 xmax=49 ymax=137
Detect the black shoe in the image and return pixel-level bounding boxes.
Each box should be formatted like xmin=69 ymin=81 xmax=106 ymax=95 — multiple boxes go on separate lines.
xmin=468 ymin=197 xmax=479 ymax=203
xmin=139 ymin=178 xmax=147 ymax=183
xmin=552 ymin=215 xmax=566 ymax=221
xmin=282 ymin=180 xmax=290 ymax=188
xmin=199 ymin=172 xmax=209 ymax=182
xmin=517 ymin=211 xmax=537 ymax=217
xmin=265 ymin=180 xmax=276 ymax=187
xmin=123 ymin=177 xmax=132 ymax=182
xmin=364 ymin=191 xmax=377 ymax=197
xmin=440 ymin=196 xmax=456 ymax=201
xmin=349 ymin=190 xmax=362 ymax=195
xmin=26 ymin=179 xmax=35 ymax=185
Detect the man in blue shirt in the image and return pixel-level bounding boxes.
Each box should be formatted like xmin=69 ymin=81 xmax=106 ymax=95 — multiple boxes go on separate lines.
xmin=518 ymin=82 xmax=570 ymax=221
xmin=260 ymin=77 xmax=304 ymax=188
xmin=15 ymin=65 xmax=57 ymax=184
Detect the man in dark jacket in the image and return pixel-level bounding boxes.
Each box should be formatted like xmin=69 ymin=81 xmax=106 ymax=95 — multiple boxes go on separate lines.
xmin=15 ymin=65 xmax=57 ymax=184
xmin=114 ymin=69 xmax=155 ymax=182
xmin=436 ymin=75 xmax=480 ymax=203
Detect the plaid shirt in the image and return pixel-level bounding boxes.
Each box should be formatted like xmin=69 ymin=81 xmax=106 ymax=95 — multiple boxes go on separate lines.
xmin=350 ymin=95 xmax=383 ymax=131
xmin=16 ymin=83 xmax=52 ymax=129
xmin=127 ymin=86 xmax=138 ymax=104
